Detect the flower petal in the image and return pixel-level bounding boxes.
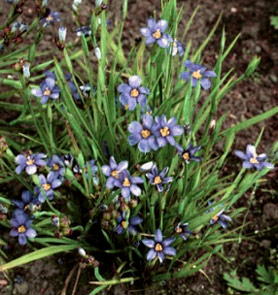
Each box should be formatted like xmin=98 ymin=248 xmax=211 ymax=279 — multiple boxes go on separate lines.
xmin=128 ymin=76 xmax=142 ymax=88
xmin=163 ymin=246 xmax=176 ymax=256
xmin=128 ymin=121 xmax=143 ymax=134
xmin=155 ymin=229 xmax=163 ymax=242
xmin=130 ymin=185 xmax=141 ymax=196
xmin=142 ymin=238 xmax=155 ymax=248
xmin=146 ymin=249 xmax=157 ymax=261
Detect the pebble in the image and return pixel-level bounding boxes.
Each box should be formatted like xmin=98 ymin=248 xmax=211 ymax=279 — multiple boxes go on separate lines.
xmin=13 ymin=282 xmax=29 ymax=295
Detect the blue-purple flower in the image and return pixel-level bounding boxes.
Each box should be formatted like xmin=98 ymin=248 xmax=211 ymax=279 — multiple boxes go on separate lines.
xmin=142 ymin=229 xmax=176 ymax=263
xmin=75 ymin=26 xmax=91 ymax=37
xmin=207 ymin=201 xmax=232 ymax=229
xmin=234 ymin=144 xmax=274 ymax=170
xmin=35 ymin=172 xmax=62 ymax=203
xmin=101 ymin=156 xmax=128 ymax=189
xmin=47 ymin=155 xmax=65 ymax=177
xmin=168 ymin=39 xmax=185 ymax=57
xmin=180 ymin=60 xmax=216 ymax=90
xmin=175 ymin=222 xmax=192 ymax=240
xmin=128 ymin=115 xmax=158 ymax=153
xmin=15 ymin=153 xmax=47 ymax=175
xmin=73 ymin=160 xmax=99 ymax=185
xmin=118 ymin=76 xmax=150 ymax=111
xmin=154 ymin=115 xmax=184 ymax=147
xmin=115 ymin=212 xmax=143 ymax=235
xmin=146 ymin=165 xmax=173 ymax=192
xmin=41 ymin=10 xmax=61 ymax=27
xmin=140 ymin=19 xmax=171 ymax=48
xmin=10 ymin=211 xmax=37 ymax=245
xmin=114 ymin=170 xmax=144 ymax=199
xmin=12 ymin=190 xmax=40 ymax=214
xmin=176 ymin=143 xmax=202 ymax=164
xmin=31 ymin=77 xmax=60 ymax=104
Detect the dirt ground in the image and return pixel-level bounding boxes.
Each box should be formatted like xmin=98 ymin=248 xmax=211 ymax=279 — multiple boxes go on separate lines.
xmin=0 ymin=0 xmax=278 ymax=294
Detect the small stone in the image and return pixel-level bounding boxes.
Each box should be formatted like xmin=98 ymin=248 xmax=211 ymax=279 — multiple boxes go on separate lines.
xmin=270 ymin=74 xmax=278 ymax=83
xmin=13 ymin=282 xmax=29 ymax=295
xmin=263 ymin=203 xmax=278 ymax=220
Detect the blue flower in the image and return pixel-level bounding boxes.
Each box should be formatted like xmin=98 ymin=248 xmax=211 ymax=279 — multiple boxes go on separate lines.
xmin=41 ymin=10 xmax=61 ymax=27
xmin=168 ymin=39 xmax=185 ymax=57
xmin=146 ymin=165 xmax=173 ymax=192
xmin=154 ymin=115 xmax=184 ymax=147
xmin=61 ymin=154 xmax=74 ymax=168
xmin=140 ymin=19 xmax=171 ymax=48
xmin=128 ymin=115 xmax=158 ymax=153
xmin=142 ymin=229 xmax=176 ymax=263
xmin=31 ymin=76 xmax=60 ymax=104
xmin=234 ymin=144 xmax=274 ymax=170
xmin=73 ymin=160 xmax=99 ymax=185
xmin=15 ymin=153 xmax=47 ymax=175
xmin=10 ymin=211 xmax=37 ymax=245
xmin=115 ymin=212 xmax=143 ymax=235
xmin=101 ymin=156 xmax=128 ymax=189
xmin=12 ymin=190 xmax=41 ymax=214
xmin=114 ymin=170 xmax=144 ymax=199
xmin=66 ymin=73 xmax=80 ymax=100
xmin=180 ymin=60 xmax=216 ymax=90
xmin=207 ymin=201 xmax=232 ymax=229
xmin=176 ymin=143 xmax=202 ymax=164
xmin=11 ymin=21 xmax=28 ymax=33
xmin=47 ymin=155 xmax=65 ymax=177
xmin=118 ymin=76 xmax=150 ymax=111
xmin=35 ymin=172 xmax=62 ymax=203
xmin=175 ymin=222 xmax=192 ymax=241
xmin=75 ymin=26 xmax=91 ymax=37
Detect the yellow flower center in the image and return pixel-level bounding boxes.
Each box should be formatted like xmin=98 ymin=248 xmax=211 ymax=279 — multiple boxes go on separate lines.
xmin=42 ymin=183 xmax=51 ymax=191
xmin=160 ymin=127 xmax=170 ymax=137
xmin=141 ymin=129 xmax=151 ymax=139
xmin=250 ymin=154 xmax=259 ymax=164
xmin=173 ymin=39 xmax=178 ymax=47
xmin=46 ymin=15 xmax=53 ymax=22
xmin=192 ymin=70 xmax=202 ymax=80
xmin=155 ymin=243 xmax=163 ymax=252
xmin=18 ymin=225 xmax=26 ymax=233
xmin=26 ymin=157 xmax=35 ymax=166
xmin=130 ymin=88 xmax=139 ymax=97
xmin=124 ymin=104 xmax=129 ymax=110
xmin=152 ymin=29 xmax=161 ymax=39
xmin=111 ymin=170 xmax=119 ymax=178
xmin=183 ymin=152 xmax=190 ymax=161
xmin=176 ymin=227 xmax=182 ymax=233
xmin=123 ymin=177 xmax=131 ymax=187
xmin=52 ymin=164 xmax=60 ymax=171
xmin=43 ymin=88 xmax=51 ymax=96
xmin=212 ymin=214 xmax=219 ymax=222
xmin=154 ymin=176 xmax=162 ymax=184
xmin=121 ymin=221 xmax=128 ymax=229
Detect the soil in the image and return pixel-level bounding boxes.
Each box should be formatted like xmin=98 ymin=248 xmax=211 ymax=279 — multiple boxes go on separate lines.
xmin=1 ymin=0 xmax=278 ymax=294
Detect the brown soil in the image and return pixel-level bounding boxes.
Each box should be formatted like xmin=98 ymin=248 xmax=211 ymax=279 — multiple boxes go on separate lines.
xmin=1 ymin=0 xmax=278 ymax=294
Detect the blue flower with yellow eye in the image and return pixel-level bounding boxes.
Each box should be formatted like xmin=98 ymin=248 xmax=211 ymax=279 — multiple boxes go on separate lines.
xmin=118 ymin=76 xmax=150 ymax=111
xmin=101 ymin=156 xmax=128 ymax=189
xmin=128 ymin=115 xmax=158 ymax=153
xmin=12 ymin=190 xmax=40 ymax=214
xmin=175 ymin=222 xmax=192 ymax=240
xmin=47 ymin=155 xmax=65 ymax=177
xmin=180 ymin=60 xmax=216 ymax=90
xmin=234 ymin=144 xmax=274 ymax=170
xmin=113 ymin=170 xmax=144 ymax=200
xmin=35 ymin=172 xmax=62 ymax=203
xmin=146 ymin=165 xmax=173 ymax=192
xmin=10 ymin=211 xmax=37 ymax=245
xmin=176 ymin=143 xmax=202 ymax=164
xmin=154 ymin=115 xmax=184 ymax=148
xmin=142 ymin=229 xmax=176 ymax=263
xmin=140 ymin=19 xmax=171 ymax=48
xmin=168 ymin=39 xmax=185 ymax=57
xmin=15 ymin=153 xmax=47 ymax=175
xmin=41 ymin=10 xmax=61 ymax=27
xmin=115 ymin=212 xmax=143 ymax=235
xmin=31 ymin=76 xmax=60 ymax=104
xmin=207 ymin=201 xmax=232 ymax=229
